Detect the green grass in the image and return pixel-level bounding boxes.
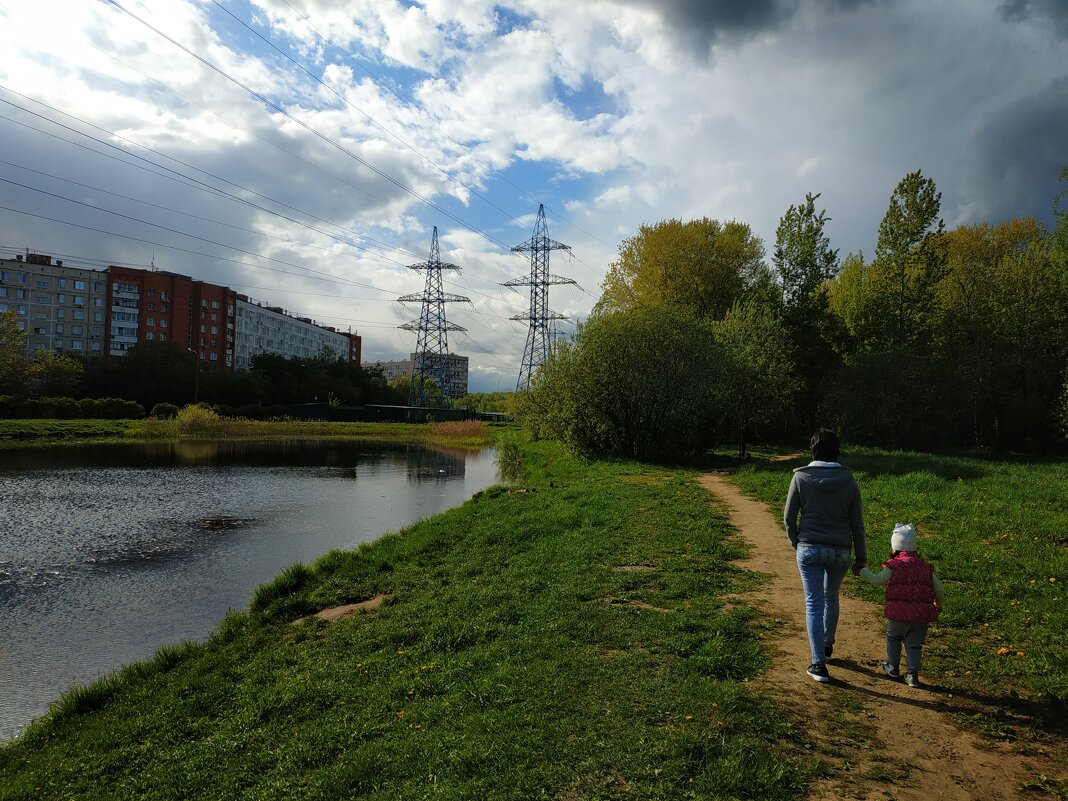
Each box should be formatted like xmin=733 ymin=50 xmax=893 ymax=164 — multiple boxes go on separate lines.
xmin=0 ymin=419 xmax=496 ymax=449
xmin=0 ymin=441 xmax=810 ymax=800
xmin=727 ymin=447 xmax=1068 ymax=708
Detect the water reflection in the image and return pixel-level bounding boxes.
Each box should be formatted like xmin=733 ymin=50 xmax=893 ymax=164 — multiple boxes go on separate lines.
xmin=0 ymin=439 xmax=497 ymax=741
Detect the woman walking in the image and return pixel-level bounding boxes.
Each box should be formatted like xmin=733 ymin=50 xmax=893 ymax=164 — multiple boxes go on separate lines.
xmin=784 ymin=428 xmax=867 ymax=682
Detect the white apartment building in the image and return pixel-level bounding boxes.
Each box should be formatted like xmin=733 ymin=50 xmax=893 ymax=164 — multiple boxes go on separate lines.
xmin=363 ymin=352 xmax=469 ymax=398
xmin=234 ymin=297 xmax=355 ymax=369
xmin=0 ymin=254 xmax=108 ymax=358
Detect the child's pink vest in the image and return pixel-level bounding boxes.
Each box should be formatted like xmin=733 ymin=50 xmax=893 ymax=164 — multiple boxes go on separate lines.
xmin=883 ymin=552 xmax=939 ymax=623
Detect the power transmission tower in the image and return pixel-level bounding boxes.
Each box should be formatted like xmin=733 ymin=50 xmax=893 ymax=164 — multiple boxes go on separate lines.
xmin=504 ymin=204 xmax=575 ymax=392
xmin=398 ymin=226 xmax=470 ymax=407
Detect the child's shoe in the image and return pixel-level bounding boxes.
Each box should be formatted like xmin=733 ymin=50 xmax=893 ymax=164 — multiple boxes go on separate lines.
xmin=880 ymin=661 xmax=900 ymax=679
xmin=807 ymin=663 xmax=830 ymax=683
xmin=904 ymin=672 xmax=920 ymax=687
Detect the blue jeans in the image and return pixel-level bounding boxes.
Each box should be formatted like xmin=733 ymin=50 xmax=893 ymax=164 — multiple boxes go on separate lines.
xmin=796 ymin=544 xmax=851 ymax=665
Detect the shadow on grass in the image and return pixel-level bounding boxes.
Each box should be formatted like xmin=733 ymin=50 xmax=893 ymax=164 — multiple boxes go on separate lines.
xmin=829 ymin=659 xmax=1068 ymax=739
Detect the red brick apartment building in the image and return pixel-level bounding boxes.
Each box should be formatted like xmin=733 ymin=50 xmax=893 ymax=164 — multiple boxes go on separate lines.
xmin=106 ymin=266 xmax=237 ymax=370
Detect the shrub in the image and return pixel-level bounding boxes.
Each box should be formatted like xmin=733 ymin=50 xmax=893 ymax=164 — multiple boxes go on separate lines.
xmin=150 ymin=402 xmax=180 ymax=419
xmin=175 ymin=404 xmax=221 ymax=436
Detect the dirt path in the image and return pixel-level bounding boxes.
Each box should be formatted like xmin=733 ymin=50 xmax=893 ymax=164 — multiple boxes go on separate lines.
xmin=698 ymin=472 xmax=1064 ymax=801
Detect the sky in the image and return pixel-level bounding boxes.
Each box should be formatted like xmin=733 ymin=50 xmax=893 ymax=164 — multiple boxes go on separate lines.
xmin=1 ymin=0 xmax=1066 ymax=392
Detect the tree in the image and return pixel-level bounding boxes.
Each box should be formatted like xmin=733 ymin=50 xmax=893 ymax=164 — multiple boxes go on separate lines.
xmin=773 ymin=193 xmax=843 ymax=432
xmin=774 ymin=193 xmax=839 ymax=309
xmin=520 ymin=305 xmax=725 ymax=460
xmin=30 ymin=351 xmax=84 ymax=398
xmin=871 ymin=170 xmax=946 ymax=349
xmin=0 ymin=310 xmax=30 ymax=396
xmin=597 ymin=218 xmax=771 ymax=321
xmin=712 ymin=300 xmax=800 ymax=457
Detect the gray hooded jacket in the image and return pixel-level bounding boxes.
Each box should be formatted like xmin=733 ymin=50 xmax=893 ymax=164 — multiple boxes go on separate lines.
xmin=784 ymin=464 xmax=866 ymax=562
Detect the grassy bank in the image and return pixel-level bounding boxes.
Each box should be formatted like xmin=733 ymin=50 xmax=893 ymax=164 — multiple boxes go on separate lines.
xmin=729 ymin=448 xmax=1068 ymax=709
xmin=0 ymin=441 xmax=809 ymax=800
xmin=0 ymin=418 xmax=495 ymax=449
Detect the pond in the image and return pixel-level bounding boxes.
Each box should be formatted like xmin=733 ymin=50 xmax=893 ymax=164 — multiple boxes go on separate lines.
xmin=0 ymin=439 xmax=500 ymax=741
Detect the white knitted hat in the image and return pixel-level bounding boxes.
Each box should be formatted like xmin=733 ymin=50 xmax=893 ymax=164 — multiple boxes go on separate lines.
xmin=892 ymin=523 xmax=917 ymax=552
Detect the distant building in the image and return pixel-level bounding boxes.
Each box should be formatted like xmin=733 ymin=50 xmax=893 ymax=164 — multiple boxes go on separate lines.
xmin=234 ymin=296 xmax=360 ymax=369
xmin=106 ymin=265 xmax=237 ymax=369
xmin=1 ymin=250 xmax=360 ymax=372
xmin=363 ymin=352 xmax=469 ymax=399
xmin=0 ymin=253 xmax=108 ymax=357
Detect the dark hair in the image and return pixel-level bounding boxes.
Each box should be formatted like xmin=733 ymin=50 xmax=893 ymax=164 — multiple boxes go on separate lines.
xmin=810 ymin=428 xmax=840 ymax=462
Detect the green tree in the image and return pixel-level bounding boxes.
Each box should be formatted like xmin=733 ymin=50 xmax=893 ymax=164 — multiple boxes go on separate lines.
xmin=773 ymin=193 xmax=843 ymax=431
xmin=520 ymin=306 xmax=724 ymax=460
xmin=0 ymin=309 xmax=30 ymax=396
xmin=597 ymin=218 xmax=771 ymax=321
xmin=774 ymin=192 xmax=839 ymax=309
xmin=30 ymin=351 xmax=84 ymax=398
xmin=712 ymin=300 xmax=800 ymax=458
xmin=871 ymin=170 xmax=946 ymax=349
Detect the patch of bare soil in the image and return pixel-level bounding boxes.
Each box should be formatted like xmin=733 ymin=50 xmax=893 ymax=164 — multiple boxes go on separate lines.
xmin=698 ymin=472 xmax=1066 ymax=801
xmin=292 ymin=594 xmax=387 ymax=625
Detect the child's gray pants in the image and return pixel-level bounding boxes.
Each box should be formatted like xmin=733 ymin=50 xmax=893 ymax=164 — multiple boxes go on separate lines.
xmin=886 ymin=619 xmax=929 ymax=675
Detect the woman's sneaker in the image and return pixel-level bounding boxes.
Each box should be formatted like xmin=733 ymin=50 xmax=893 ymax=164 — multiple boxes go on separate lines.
xmin=881 ymin=661 xmax=901 ymax=679
xmin=904 ymin=673 xmax=920 ymax=687
xmin=807 ymin=663 xmax=830 ymax=683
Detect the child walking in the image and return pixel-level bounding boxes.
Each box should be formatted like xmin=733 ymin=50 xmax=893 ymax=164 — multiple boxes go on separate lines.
xmin=856 ymin=523 xmax=944 ymax=687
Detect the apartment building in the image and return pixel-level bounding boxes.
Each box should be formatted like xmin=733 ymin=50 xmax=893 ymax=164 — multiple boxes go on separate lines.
xmin=363 ymin=352 xmax=469 ymax=398
xmin=234 ymin=297 xmax=361 ymax=369
xmin=0 ymin=254 xmax=109 ymax=357
xmin=3 ymin=250 xmax=363 ymax=374
xmin=106 ymin=266 xmax=237 ymax=369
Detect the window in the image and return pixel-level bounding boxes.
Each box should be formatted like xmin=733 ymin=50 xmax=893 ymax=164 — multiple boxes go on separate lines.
xmin=147 ymin=289 xmax=157 ymax=297
xmin=200 ymin=324 xmax=206 ymax=333
xmin=94 ymin=282 xmax=104 ymax=292
xmin=35 ymin=280 xmax=48 ymax=289
xmin=56 ymin=309 xmax=65 ymax=319
xmin=160 ymin=333 xmax=168 ymax=342
xmin=34 ymin=295 xmax=47 ymax=303
xmin=74 ymin=295 xmax=86 ymax=306
xmin=17 ymin=273 xmax=27 ymax=284
xmin=146 ymin=317 xmax=156 ymax=326
xmin=145 ymin=331 xmax=156 ymax=340
xmin=74 ymin=280 xmax=86 ymax=290
xmin=0 ymin=271 xmax=7 ymax=281
xmin=16 ymin=304 xmax=27 ymax=315
xmin=0 ymin=288 xmax=5 ymax=298
xmin=160 ymin=319 xmax=168 ymax=328
xmin=58 ymin=278 xmax=67 ymax=289
xmin=16 ymin=289 xmax=27 ymax=299
xmin=57 ymin=294 xmax=66 ymax=304
xmin=94 ymin=312 xmax=103 ymax=322
xmin=72 ymin=340 xmax=83 ymax=350
xmin=72 ymin=325 xmax=83 ymax=335
xmin=73 ymin=310 xmax=84 ymax=320
xmin=33 ymin=327 xmax=47 ymax=335
xmin=211 ymin=313 xmax=218 ymax=322
xmin=147 ymin=303 xmax=156 ymax=311
xmin=33 ymin=312 xmax=48 ymax=320
xmin=209 ymin=352 xmax=218 ymax=360
xmin=91 ymin=341 xmax=102 ymax=351
xmin=161 ymin=304 xmax=168 ymax=312
xmin=54 ymin=339 xmax=64 ymax=348
xmin=211 ymin=300 xmax=220 ymax=309
xmin=93 ymin=297 xmax=103 ymax=307
xmin=55 ymin=324 xmax=64 ymax=334
xmin=90 ymin=326 xmax=101 ymax=337
xmin=160 ymin=290 xmax=168 ymax=300
xmin=211 ymin=326 xmax=218 ymax=334
xmin=210 ymin=339 xmax=217 ymax=347
xmin=201 ymin=299 xmax=208 ymax=307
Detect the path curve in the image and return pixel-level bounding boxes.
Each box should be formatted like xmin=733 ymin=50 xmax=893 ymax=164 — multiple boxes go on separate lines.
xmin=699 ymin=472 xmax=1056 ymax=801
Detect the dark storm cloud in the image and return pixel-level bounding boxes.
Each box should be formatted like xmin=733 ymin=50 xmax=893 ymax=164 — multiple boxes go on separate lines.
xmin=961 ymin=77 xmax=1068 ymax=226
xmin=611 ymin=0 xmax=886 ymax=50
xmin=999 ymin=0 xmax=1068 ymax=38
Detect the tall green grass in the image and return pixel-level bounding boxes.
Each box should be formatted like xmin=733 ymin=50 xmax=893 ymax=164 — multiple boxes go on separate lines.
xmin=0 ymin=441 xmax=811 ymax=800
xmin=729 ymin=447 xmax=1068 ymax=705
